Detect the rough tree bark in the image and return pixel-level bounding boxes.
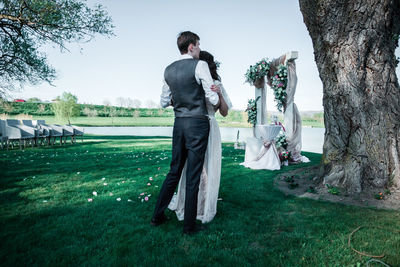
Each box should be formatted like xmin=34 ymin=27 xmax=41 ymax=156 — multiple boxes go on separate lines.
xmin=299 ymin=0 xmax=400 ymax=192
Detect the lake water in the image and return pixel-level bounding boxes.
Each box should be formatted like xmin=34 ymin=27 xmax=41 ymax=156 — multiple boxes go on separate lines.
xmin=85 ymin=126 xmax=325 ymax=154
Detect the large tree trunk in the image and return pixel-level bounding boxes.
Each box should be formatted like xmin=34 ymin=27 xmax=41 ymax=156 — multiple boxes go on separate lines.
xmin=299 ymin=0 xmax=400 ymax=192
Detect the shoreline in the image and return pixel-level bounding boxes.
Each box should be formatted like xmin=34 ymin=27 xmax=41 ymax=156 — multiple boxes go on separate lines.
xmin=3 ymin=115 xmax=325 ymax=128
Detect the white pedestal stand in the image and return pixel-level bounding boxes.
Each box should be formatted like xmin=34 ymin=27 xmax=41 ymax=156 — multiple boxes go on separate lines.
xmin=242 ymin=81 xmax=281 ymax=170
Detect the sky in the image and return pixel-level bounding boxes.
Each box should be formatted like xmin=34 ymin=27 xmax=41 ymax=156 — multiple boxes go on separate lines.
xmin=14 ymin=0 xmax=400 ymax=111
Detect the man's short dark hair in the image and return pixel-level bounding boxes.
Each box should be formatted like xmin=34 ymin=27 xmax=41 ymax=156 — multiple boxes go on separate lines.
xmin=177 ymin=31 xmax=200 ymax=54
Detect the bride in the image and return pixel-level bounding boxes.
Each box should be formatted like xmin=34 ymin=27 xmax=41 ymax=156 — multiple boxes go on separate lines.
xmin=168 ymin=51 xmax=232 ymax=223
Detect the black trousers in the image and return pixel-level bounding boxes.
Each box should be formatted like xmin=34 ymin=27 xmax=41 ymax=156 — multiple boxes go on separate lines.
xmin=152 ymin=117 xmax=209 ymax=231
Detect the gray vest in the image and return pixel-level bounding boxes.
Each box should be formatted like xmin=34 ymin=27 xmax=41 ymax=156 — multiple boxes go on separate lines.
xmin=164 ymin=59 xmax=208 ymax=118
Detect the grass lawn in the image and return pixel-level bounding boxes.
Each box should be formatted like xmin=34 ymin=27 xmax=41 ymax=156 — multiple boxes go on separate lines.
xmin=0 ymin=136 xmax=398 ymax=266
xmin=6 ymin=115 xmax=324 ymax=128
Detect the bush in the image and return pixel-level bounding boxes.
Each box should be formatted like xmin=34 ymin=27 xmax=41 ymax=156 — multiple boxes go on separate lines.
xmin=51 ymin=92 xmax=80 ymax=124
xmin=0 ymin=102 xmax=53 ymax=115
xmin=82 ymin=107 xmax=98 ymax=117
xmin=216 ymin=109 xmax=249 ymax=125
xmin=132 ymin=110 xmax=140 ymax=118
xmin=15 ymin=113 xmax=33 ymax=120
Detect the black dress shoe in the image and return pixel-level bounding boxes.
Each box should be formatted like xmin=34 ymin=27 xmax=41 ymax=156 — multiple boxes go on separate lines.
xmin=183 ymin=224 xmax=207 ymax=235
xmin=150 ymin=214 xmax=170 ymax=226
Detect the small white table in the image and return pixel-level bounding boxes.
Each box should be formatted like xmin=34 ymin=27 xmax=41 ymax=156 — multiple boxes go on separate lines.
xmin=241 ymin=125 xmax=282 ymax=170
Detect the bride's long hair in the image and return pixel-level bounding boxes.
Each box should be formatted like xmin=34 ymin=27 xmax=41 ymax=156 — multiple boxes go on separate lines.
xmin=199 ymin=51 xmax=221 ymax=81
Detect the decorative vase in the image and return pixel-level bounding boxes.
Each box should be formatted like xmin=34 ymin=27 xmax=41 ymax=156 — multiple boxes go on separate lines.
xmin=283 ymin=160 xmax=288 ymax=166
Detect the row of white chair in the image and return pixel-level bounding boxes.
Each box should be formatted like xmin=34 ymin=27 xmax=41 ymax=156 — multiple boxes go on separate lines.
xmin=0 ymin=119 xmax=84 ymax=150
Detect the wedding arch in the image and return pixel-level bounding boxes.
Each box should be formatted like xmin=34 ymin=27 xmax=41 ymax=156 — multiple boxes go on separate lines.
xmin=241 ymin=52 xmax=309 ymax=170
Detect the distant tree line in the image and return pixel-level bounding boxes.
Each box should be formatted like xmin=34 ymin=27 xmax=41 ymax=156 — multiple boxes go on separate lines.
xmin=0 ymin=101 xmax=174 ymax=117
xmin=0 ymin=100 xmax=323 ymax=126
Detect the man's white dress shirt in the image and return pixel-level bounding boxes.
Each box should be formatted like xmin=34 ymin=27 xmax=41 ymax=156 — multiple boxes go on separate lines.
xmin=160 ymin=54 xmax=219 ymax=108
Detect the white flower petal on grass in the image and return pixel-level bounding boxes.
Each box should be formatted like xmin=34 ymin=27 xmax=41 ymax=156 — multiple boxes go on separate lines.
xmin=43 ymin=200 xmax=48 ymax=203
xmin=116 ymin=198 xmax=121 ymax=201
xmin=103 ymin=183 xmax=108 ymax=186
xmin=88 ymin=198 xmax=93 ymax=202
xmin=92 ymin=191 xmax=97 ymax=196
xmin=77 ymin=172 xmax=80 ymax=174
xmin=109 ymin=192 xmax=113 ymax=196
xmin=127 ymin=199 xmax=133 ymax=202
xmin=141 ymin=199 xmax=144 ymax=202
xmin=101 ymin=177 xmax=106 ymax=180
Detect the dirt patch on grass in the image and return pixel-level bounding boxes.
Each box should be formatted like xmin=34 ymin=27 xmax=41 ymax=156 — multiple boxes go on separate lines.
xmin=274 ymin=165 xmax=400 ymax=210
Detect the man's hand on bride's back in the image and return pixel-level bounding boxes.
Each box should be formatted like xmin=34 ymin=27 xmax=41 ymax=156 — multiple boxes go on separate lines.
xmin=211 ymin=85 xmax=221 ymax=94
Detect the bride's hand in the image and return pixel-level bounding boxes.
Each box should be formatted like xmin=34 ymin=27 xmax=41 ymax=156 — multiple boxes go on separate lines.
xmin=211 ymin=84 xmax=221 ymax=94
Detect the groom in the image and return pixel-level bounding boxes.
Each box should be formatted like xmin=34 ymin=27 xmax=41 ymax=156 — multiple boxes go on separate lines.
xmin=151 ymin=31 xmax=220 ymax=234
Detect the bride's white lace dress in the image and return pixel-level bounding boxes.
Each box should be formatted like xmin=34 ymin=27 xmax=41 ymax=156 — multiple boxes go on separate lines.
xmin=168 ymin=80 xmax=232 ymax=223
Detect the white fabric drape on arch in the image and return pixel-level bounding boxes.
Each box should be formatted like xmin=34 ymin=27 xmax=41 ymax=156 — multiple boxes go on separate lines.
xmin=269 ymin=57 xmax=309 ymax=163
xmin=284 ymin=60 xmax=309 ymax=162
